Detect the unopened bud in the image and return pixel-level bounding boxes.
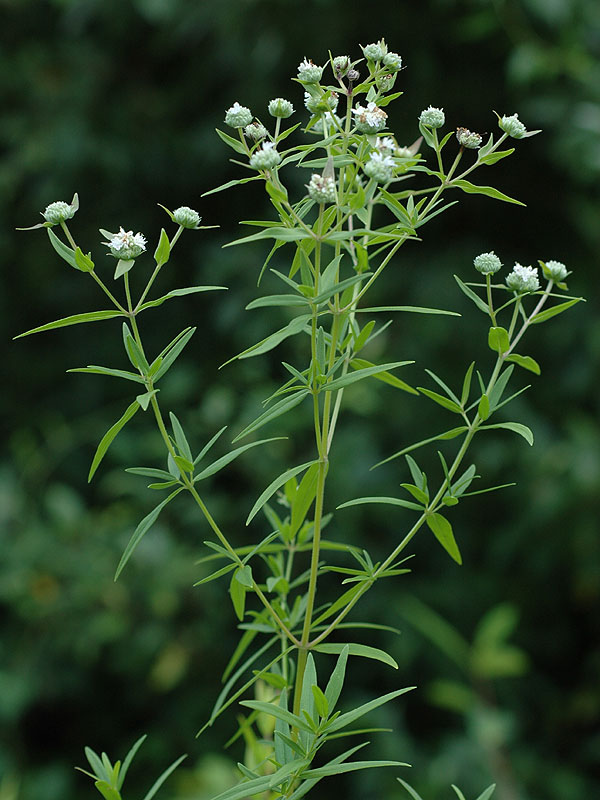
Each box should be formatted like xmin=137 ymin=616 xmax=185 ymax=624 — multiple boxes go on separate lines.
xmin=473 ymin=251 xmax=502 ymax=275
xmin=244 ymin=122 xmax=268 ymax=142
xmin=225 ymin=102 xmax=253 ymax=129
xmin=307 ymin=174 xmax=337 ymax=204
xmin=42 ymin=200 xmax=76 ymax=226
xmin=542 ymin=259 xmax=568 ymax=282
xmin=333 ymin=56 xmax=351 ymax=78
xmin=249 ymin=141 xmax=281 ymax=170
xmin=173 ymin=206 xmax=201 ymax=229
xmin=268 ymin=98 xmax=294 ymax=118
xmin=297 ymin=58 xmax=323 ymax=83
xmin=419 ymin=106 xmax=445 ymax=129
xmin=362 ymin=40 xmax=387 ymax=61
xmin=456 ymin=127 xmax=483 ymax=149
xmin=499 ymin=113 xmax=527 ymax=139
xmin=383 ymin=51 xmax=402 ymax=71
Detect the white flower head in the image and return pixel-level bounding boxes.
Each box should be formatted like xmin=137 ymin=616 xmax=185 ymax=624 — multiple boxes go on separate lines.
xmin=364 ymin=150 xmax=395 ymax=183
xmin=352 ymin=102 xmax=387 ymax=133
xmin=375 ymin=136 xmax=397 ymax=155
xmin=297 ymin=58 xmax=323 ymax=83
xmin=249 ymin=141 xmax=281 ymax=170
xmin=474 ymin=251 xmax=502 ymax=275
xmin=106 ymin=227 xmax=147 ymax=260
xmin=419 ymin=106 xmax=445 ymax=129
xmin=506 ymin=263 xmax=540 ymax=293
xmin=225 ymin=102 xmax=253 ymax=128
xmin=542 ymin=259 xmax=568 ymax=283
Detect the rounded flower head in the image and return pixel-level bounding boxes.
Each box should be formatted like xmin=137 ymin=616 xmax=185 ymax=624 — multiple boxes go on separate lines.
xmin=173 ymin=206 xmax=201 ymax=229
xmin=43 ymin=200 xmax=76 ymax=226
xmin=347 ymin=68 xmax=361 ymax=83
xmin=244 ymin=121 xmax=268 ymax=142
xmin=506 ymin=263 xmax=540 ymax=293
xmin=307 ymin=174 xmax=337 ymax=204
xmin=297 ymin=58 xmax=323 ymax=83
xmin=499 ymin=113 xmax=527 ymax=139
xmin=361 ymin=40 xmax=387 ymax=61
xmin=474 ymin=251 xmax=502 ymax=275
xmin=352 ymin=102 xmax=388 ymax=134
xmin=332 ymin=55 xmax=351 ymax=78
xmin=364 ymin=151 xmax=395 ymax=183
xmin=419 ymin=106 xmax=445 ymax=129
xmin=249 ymin=141 xmax=281 ymax=170
xmin=376 ymin=73 xmax=396 ymax=93
xmin=225 ymin=102 xmax=253 ymax=129
xmin=268 ymin=98 xmax=294 ymax=118
xmin=304 ymin=91 xmax=338 ymax=115
xmin=456 ymin=127 xmax=482 ymax=149
xmin=543 ymin=259 xmax=568 ymax=283
xmin=383 ymin=51 xmax=403 ymax=71
xmin=106 ymin=227 xmax=147 ymax=260
xmin=375 ymin=136 xmax=397 ymax=156
xmin=396 ymin=146 xmax=414 ymax=158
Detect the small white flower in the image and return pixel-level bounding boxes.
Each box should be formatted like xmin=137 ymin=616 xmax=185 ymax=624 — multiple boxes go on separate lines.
xmin=543 ymin=260 xmax=568 ymax=282
xmin=297 ymin=58 xmax=323 ymax=83
xmin=419 ymin=106 xmax=445 ymax=128
xmin=474 ymin=251 xmax=502 ymax=275
xmin=375 ymin=136 xmax=397 ymax=154
xmin=364 ymin=151 xmax=395 ymax=183
xmin=225 ymin=102 xmax=253 ymax=128
xmin=307 ymin=174 xmax=337 ymax=204
xmin=249 ymin=141 xmax=281 ymax=170
xmin=499 ymin=113 xmax=527 ymax=139
xmin=106 ymin=227 xmax=147 ymax=260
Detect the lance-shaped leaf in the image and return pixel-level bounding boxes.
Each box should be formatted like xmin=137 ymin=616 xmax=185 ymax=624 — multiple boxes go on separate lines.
xmin=195 ymin=437 xmax=284 ymax=481
xmin=303 ymin=759 xmax=409 ymax=779
xmin=325 ymin=361 xmax=413 ymax=392
xmin=233 ymin=390 xmax=309 ymax=442
xmin=454 ymin=275 xmax=491 ymax=314
xmin=138 ymin=286 xmax=226 ymax=312
xmin=350 ymin=358 xmax=418 ymax=395
xmin=154 ymin=327 xmax=196 ymax=381
xmin=373 ymin=427 xmax=467 ymax=469
xmin=115 ymin=488 xmax=184 ymax=580
xmin=88 ymin=400 xmax=140 ymax=482
xmin=68 ymin=365 xmax=146 ymax=384
xmin=426 ymin=513 xmax=462 ymax=564
xmin=224 ymin=315 xmax=311 ymax=364
xmin=15 ymin=310 xmax=124 ymax=339
xmin=452 ymin=179 xmax=525 ymax=206
xmin=325 ymin=686 xmax=415 ymax=734
xmin=354 ymin=305 xmax=460 ymax=316
xmin=153 ymin=228 xmax=170 ymax=267
xmin=505 ymin=353 xmax=540 ymax=375
xmin=530 ymin=298 xmax=583 ymax=325
xmin=245 ymin=294 xmax=309 ymax=310
xmin=314 ymin=643 xmax=398 ymax=669
xmin=417 ymin=387 xmax=463 ymax=414
xmin=337 ymin=496 xmax=423 ymax=512
xmin=141 ymin=754 xmax=187 ymax=800
xmin=479 ymin=421 xmax=534 ymax=446
xmin=224 ymin=226 xmax=312 ymax=247
xmin=247 ymin=461 xmax=317 ymax=525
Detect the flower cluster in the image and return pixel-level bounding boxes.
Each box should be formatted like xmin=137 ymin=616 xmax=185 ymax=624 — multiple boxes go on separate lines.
xmin=249 ymin=141 xmax=281 ymax=170
xmin=543 ymin=260 xmax=568 ymax=282
xmin=473 ymin=251 xmax=502 ymax=275
xmin=43 ymin=200 xmax=76 ymax=226
xmin=307 ymin=174 xmax=336 ymax=204
xmin=456 ymin=127 xmax=482 ymax=149
xmin=364 ymin=151 xmax=395 ymax=183
xmin=268 ymin=98 xmax=294 ymax=118
xmin=305 ymin=91 xmax=338 ymax=115
xmin=499 ymin=113 xmax=527 ymax=139
xmin=105 ymin=228 xmax=147 ymax=260
xmin=506 ymin=263 xmax=540 ymax=293
xmin=173 ymin=206 xmax=201 ymax=229
xmin=419 ymin=106 xmax=445 ymax=129
xmin=361 ymin=39 xmax=387 ymax=61
xmin=332 ymin=55 xmax=351 ymax=77
xmin=352 ymin=102 xmax=387 ymax=134
xmin=245 ymin=122 xmax=268 ymax=142
xmin=225 ymin=102 xmax=253 ymax=129
xmin=297 ymin=58 xmax=323 ymax=83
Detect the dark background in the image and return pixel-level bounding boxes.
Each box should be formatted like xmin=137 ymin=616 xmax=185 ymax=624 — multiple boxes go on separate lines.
xmin=1 ymin=1 xmax=599 ymax=799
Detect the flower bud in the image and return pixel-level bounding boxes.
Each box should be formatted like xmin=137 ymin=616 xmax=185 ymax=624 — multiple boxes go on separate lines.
xmin=105 ymin=227 xmax=147 ymax=260
xmin=347 ymin=68 xmax=360 ymax=83
xmin=396 ymin=146 xmax=414 ymax=158
xmin=249 ymin=141 xmax=281 ymax=170
xmin=473 ymin=251 xmax=502 ymax=275
xmin=297 ymin=58 xmax=323 ymax=83
xmin=173 ymin=206 xmax=201 ymax=229
xmin=361 ymin=39 xmax=387 ymax=61
xmin=419 ymin=106 xmax=445 ymax=128
xmin=542 ymin=259 xmax=568 ymax=282
xmin=332 ymin=56 xmax=351 ymax=78
xmin=506 ymin=263 xmax=540 ymax=293
xmin=268 ymin=98 xmax=294 ymax=118
xmin=364 ymin=151 xmax=395 ymax=183
xmin=499 ymin=113 xmax=527 ymax=139
xmin=307 ymin=173 xmax=337 ymax=204
xmin=376 ymin=73 xmax=396 ymax=93
xmin=375 ymin=136 xmax=397 ymax=155
xmin=456 ymin=127 xmax=483 ymax=149
xmin=42 ymin=200 xmax=76 ymax=226
xmin=225 ymin=102 xmax=253 ymax=129
xmin=383 ymin=51 xmax=403 ymax=71
xmin=305 ymin=91 xmax=339 ymax=115
xmin=244 ymin=121 xmax=268 ymax=142
xmin=352 ymin=102 xmax=387 ymax=134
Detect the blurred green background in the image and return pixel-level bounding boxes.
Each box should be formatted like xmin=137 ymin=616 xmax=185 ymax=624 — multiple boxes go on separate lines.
xmin=2 ymin=1 xmax=599 ymax=798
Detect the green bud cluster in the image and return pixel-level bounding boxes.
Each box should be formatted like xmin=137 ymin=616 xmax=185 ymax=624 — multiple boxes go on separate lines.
xmin=361 ymin=39 xmax=387 ymax=61
xmin=249 ymin=142 xmax=281 ymax=170
xmin=173 ymin=206 xmax=201 ymax=229
xmin=307 ymin=173 xmax=336 ymax=204
xmin=419 ymin=106 xmax=445 ymax=128
xmin=245 ymin=122 xmax=268 ymax=142
xmin=474 ymin=251 xmax=502 ymax=275
xmin=499 ymin=113 xmax=527 ymax=139
xmin=456 ymin=127 xmax=482 ymax=149
xmin=543 ymin=259 xmax=568 ymax=282
xmin=297 ymin=58 xmax=323 ymax=83
xmin=268 ymin=98 xmax=294 ymax=119
xmin=43 ymin=200 xmax=76 ymax=226
xmin=225 ymin=102 xmax=253 ymax=129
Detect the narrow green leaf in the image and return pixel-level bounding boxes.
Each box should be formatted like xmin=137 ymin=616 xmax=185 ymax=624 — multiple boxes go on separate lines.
xmin=195 ymin=437 xmax=283 ymax=481
xmin=245 ymin=294 xmax=308 ymax=310
xmin=350 ymin=358 xmax=418 ymax=395
xmin=311 ymin=684 xmax=329 ymax=719
xmin=118 ymin=735 xmax=147 ymax=789
xmin=478 ymin=148 xmax=515 ymax=165
xmin=418 ymin=387 xmax=463 ymax=414
xmin=88 ymin=401 xmax=139 ymax=482
xmin=233 ymin=391 xmax=309 ymax=442
xmin=400 ymin=483 xmax=429 ymax=506
xmin=154 ymin=327 xmax=196 ymax=381
xmin=354 ymin=305 xmax=460 ymax=317
xmin=138 ymin=286 xmax=226 ymax=312
xmin=141 ymin=755 xmax=187 ymax=800
xmin=15 ymin=310 xmax=124 ymax=339
xmin=461 ymin=362 xmax=475 ymax=406
xmin=75 ymin=247 xmax=95 ymax=272
xmin=68 ymin=365 xmax=145 ymax=384
xmin=324 ymin=645 xmax=349 ymax=713
xmin=84 ymin=748 xmax=108 ymax=780
xmin=93 ymin=781 xmax=121 ymax=800
xmin=397 ymin=778 xmax=425 ymax=800
xmin=314 ymin=643 xmax=398 ymax=669
xmin=312 ymin=273 xmax=371 ymax=306
xmin=452 ymin=179 xmax=525 ymax=206
xmin=426 ymin=513 xmax=462 ymax=564
xmin=115 ymin=488 xmax=184 ymax=580
xmin=47 ymin=227 xmax=79 ymax=269
xmin=326 ymin=687 xmax=415 ymax=734
xmin=154 ymin=228 xmax=170 ymax=267
xmin=169 ymin=412 xmax=193 ymax=461
xmin=505 ymin=353 xmax=540 ymax=375
xmin=478 ymin=394 xmax=490 ymax=420
xmin=240 ymin=700 xmax=313 ymax=733
xmin=337 ymin=496 xmax=422 ymax=512
xmin=201 ymin=175 xmax=261 ymax=197
xmin=289 ymin=462 xmax=321 ymax=538
xmin=451 ymin=787 xmax=468 ymax=800
xmin=247 ymin=461 xmax=316 ymax=525
xmin=226 ymin=314 xmax=311 ymax=363
xmin=234 ymin=564 xmax=253 ymax=588
xmin=215 ymin=127 xmax=247 ymax=154
xmin=480 ymin=421 xmax=534 ymax=446
xmin=453 ymin=275 xmax=489 ymax=314
xmin=173 ymin=455 xmax=194 ymax=474
xmin=229 ymin=570 xmax=247 ymax=620
xmin=224 ymin=226 xmax=312 ymax=247
xmin=304 ymin=760 xmax=409 ymax=779
xmin=194 ymin=562 xmax=237 ymax=586
xmin=474 ymin=785 xmax=496 ymax=800
xmin=326 ymin=362 xmax=413 ymax=392
xmin=373 ymin=427 xmax=468 ymax=469
xmin=488 ymin=326 xmax=510 ymax=353
xmin=530 ymin=298 xmax=582 ymax=324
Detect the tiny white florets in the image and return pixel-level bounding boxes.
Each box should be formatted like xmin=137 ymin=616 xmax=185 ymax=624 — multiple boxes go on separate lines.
xmin=474 ymin=251 xmax=502 ymax=275
xmin=506 ymin=263 xmax=540 ymax=293
xmin=225 ymin=102 xmax=253 ymax=128
xmin=249 ymin=141 xmax=281 ymax=170
xmin=106 ymin=227 xmax=147 ymax=260
xmin=352 ymin=102 xmax=388 ymax=133
xmin=364 ymin=151 xmax=395 ymax=183
xmin=419 ymin=106 xmax=445 ymax=129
